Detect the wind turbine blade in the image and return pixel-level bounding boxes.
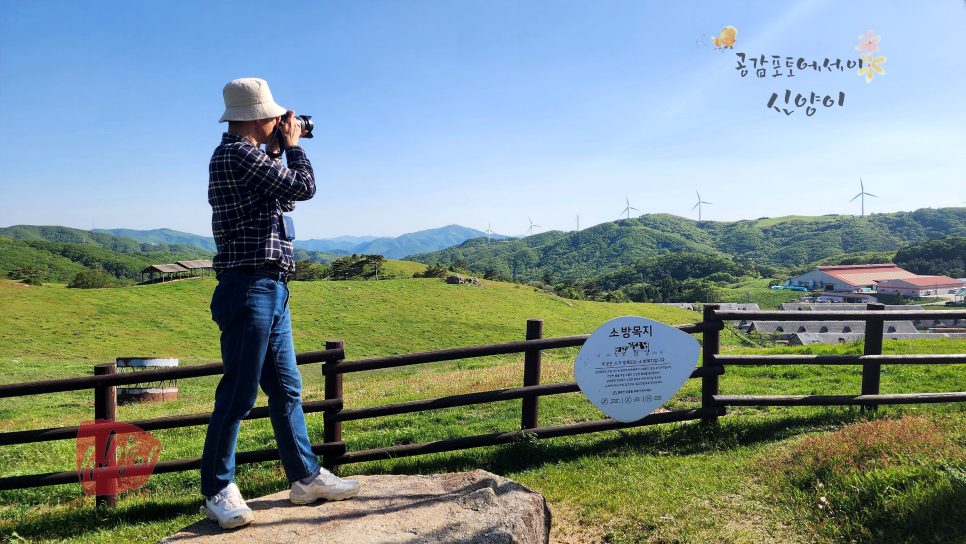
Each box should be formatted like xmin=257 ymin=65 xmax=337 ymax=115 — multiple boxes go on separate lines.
xmin=630 ymin=207 xmax=639 ymax=211
xmin=573 ymin=217 xmax=579 ymax=224
xmin=696 ymin=190 xmax=700 ymax=199
xmin=704 ymin=202 xmax=712 ymax=205
xmin=849 ymin=193 xmax=861 ymax=202
xmin=866 ymin=193 xmax=879 ymax=198
xmin=860 ymin=178 xmax=864 ymax=191
xmin=691 ymin=202 xmax=700 ymax=211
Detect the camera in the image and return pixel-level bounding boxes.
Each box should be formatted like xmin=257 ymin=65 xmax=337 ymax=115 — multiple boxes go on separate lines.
xmin=272 ymin=114 xmax=314 ymax=143
xmin=291 ymin=115 xmax=314 ymax=139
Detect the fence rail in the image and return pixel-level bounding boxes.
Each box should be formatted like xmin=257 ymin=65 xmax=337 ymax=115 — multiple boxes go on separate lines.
xmin=1 ymin=305 xmax=964 ymax=508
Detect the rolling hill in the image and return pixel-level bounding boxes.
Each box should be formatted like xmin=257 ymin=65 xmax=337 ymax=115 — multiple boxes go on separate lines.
xmin=0 ymin=277 xmax=699 ymax=362
xmin=405 ymin=208 xmax=966 ymax=282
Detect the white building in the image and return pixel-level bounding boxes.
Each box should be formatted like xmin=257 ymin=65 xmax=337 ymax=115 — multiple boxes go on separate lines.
xmin=875 ymin=276 xmax=966 ymax=297
xmin=788 ymin=264 xmax=916 ymax=293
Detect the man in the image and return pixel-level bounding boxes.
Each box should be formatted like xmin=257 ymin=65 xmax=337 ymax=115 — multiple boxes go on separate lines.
xmin=202 ymin=78 xmax=359 ymax=530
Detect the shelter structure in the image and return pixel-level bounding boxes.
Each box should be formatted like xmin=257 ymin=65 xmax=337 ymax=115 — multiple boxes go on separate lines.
xmin=140 ymin=260 xmax=213 ymax=283
xmin=176 ymin=260 xmax=214 ymax=277
xmin=140 ymin=264 xmax=189 ymax=283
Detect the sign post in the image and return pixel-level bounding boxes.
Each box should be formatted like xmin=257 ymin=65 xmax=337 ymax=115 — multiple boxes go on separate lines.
xmin=574 ymin=316 xmax=700 ymax=423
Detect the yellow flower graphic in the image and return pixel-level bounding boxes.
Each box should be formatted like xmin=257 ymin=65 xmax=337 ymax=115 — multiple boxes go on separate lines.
xmin=858 ymin=53 xmax=886 ymax=83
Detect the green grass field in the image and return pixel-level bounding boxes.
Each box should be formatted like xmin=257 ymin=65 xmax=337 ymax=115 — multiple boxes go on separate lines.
xmin=752 ymin=215 xmax=845 ymax=228
xmin=0 ymin=278 xmax=964 ymax=543
xmin=718 ymin=278 xmax=803 ymax=309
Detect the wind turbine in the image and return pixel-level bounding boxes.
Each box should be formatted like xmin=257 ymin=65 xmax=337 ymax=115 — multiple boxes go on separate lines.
xmin=527 ymin=216 xmax=541 ymax=237
xmin=691 ymin=191 xmax=712 ymax=220
xmin=849 ymin=178 xmax=878 ymax=216
xmin=620 ymin=196 xmax=639 ymax=219
xmin=573 ymin=208 xmax=581 ymax=232
xmin=484 ymin=222 xmax=494 ymax=244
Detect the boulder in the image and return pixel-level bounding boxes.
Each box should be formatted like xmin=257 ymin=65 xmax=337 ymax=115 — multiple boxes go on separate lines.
xmin=160 ymin=469 xmax=550 ymax=544
xmin=446 ymin=274 xmax=483 ymax=287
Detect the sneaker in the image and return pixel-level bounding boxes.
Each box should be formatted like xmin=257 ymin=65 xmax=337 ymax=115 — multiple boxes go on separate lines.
xmin=290 ymin=468 xmax=361 ymax=504
xmin=205 ymin=482 xmax=255 ymax=529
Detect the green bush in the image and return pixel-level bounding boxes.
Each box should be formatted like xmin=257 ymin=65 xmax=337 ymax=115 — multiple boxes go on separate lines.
xmin=68 ymin=269 xmax=115 ymax=289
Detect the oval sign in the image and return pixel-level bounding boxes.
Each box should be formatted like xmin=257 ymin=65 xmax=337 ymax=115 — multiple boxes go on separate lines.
xmin=574 ymin=316 xmax=700 ymax=422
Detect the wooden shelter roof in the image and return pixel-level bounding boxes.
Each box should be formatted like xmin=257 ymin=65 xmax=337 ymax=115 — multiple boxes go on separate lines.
xmin=176 ymin=260 xmax=214 ymax=269
xmin=142 ymin=264 xmax=189 ymax=274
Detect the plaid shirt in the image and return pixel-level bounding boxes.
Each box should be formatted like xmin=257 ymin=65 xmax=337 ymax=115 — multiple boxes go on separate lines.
xmin=208 ymin=132 xmax=316 ymax=275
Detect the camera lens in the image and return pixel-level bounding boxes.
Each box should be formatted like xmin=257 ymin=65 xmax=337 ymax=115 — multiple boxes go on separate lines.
xmin=297 ymin=115 xmax=314 ymax=139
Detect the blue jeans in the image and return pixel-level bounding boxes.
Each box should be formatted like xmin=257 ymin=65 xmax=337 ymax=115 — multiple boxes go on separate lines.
xmin=200 ymin=271 xmax=319 ymax=496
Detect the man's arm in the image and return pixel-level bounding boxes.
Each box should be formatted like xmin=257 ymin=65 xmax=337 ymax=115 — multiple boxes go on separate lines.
xmin=236 ymin=145 xmax=316 ymax=202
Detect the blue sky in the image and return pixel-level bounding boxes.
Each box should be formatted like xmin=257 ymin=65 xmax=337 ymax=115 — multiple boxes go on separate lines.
xmin=1 ymin=0 xmax=964 ymax=239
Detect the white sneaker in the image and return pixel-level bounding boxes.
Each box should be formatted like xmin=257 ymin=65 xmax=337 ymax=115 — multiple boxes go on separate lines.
xmin=205 ymin=482 xmax=255 ymax=529
xmin=290 ymin=468 xmax=361 ymax=504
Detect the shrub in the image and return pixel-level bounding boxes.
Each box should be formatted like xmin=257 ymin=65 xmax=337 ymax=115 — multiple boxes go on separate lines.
xmin=68 ymin=269 xmax=114 ymax=289
xmin=758 ymin=415 xmax=966 ymax=542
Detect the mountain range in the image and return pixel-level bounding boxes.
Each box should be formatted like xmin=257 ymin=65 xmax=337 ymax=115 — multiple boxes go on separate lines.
xmin=404 ymin=208 xmax=966 ymax=282
xmin=95 ymin=225 xmax=511 ymax=260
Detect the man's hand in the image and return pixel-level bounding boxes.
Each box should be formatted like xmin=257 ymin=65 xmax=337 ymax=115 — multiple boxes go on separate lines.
xmin=280 ymin=110 xmax=309 ymax=150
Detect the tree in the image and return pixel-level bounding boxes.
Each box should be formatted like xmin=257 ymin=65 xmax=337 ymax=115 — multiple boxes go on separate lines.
xmin=415 ymin=262 xmax=449 ymax=279
xmin=583 ymin=281 xmax=601 ymax=301
xmin=330 ymin=255 xmax=365 ymax=280
xmin=362 ymin=254 xmax=386 ymax=280
xmin=68 ymin=269 xmax=114 ymax=289
xmin=292 ymin=259 xmax=330 ymax=281
xmin=541 ymin=272 xmax=554 ymax=285
xmin=9 ymin=265 xmax=43 ymax=285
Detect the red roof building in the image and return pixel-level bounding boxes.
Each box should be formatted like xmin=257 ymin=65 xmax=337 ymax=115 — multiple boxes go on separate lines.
xmin=875 ymin=276 xmax=966 ymax=297
xmin=789 ymin=264 xmax=916 ymax=292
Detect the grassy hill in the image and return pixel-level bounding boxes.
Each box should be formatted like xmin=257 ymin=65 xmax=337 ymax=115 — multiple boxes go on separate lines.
xmin=0 ymin=278 xmax=963 ymax=543
xmin=406 ymin=207 xmax=966 ymax=282
xmin=0 ymin=277 xmax=699 ymax=363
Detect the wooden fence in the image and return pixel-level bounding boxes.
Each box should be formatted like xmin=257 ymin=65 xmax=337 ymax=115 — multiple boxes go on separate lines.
xmin=1 ymin=303 xmax=964 ymax=508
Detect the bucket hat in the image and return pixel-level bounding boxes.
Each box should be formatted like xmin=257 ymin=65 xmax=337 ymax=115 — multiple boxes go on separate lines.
xmin=219 ymin=78 xmax=287 ymax=123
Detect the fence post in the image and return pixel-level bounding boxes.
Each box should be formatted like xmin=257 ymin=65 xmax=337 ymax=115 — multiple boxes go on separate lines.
xmin=861 ymin=302 xmax=885 ymax=412
xmin=93 ymin=362 xmax=117 ymax=509
xmin=522 ymin=319 xmax=543 ymax=430
xmin=701 ymin=304 xmax=721 ymax=424
xmin=322 ymin=340 xmax=344 ymax=471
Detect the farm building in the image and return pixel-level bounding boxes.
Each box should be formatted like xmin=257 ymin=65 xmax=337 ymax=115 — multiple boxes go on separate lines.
xmin=787 ymin=264 xmax=916 ymax=292
xmin=790 ymin=332 xmax=966 ymax=345
xmin=777 ymin=303 xmax=921 ymax=311
xmin=747 ymin=320 xmax=918 ymax=336
xmin=875 ymin=276 xmax=966 ymax=297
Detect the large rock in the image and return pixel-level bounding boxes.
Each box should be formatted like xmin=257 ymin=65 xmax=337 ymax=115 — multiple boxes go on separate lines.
xmin=446 ymin=274 xmax=483 ymax=287
xmin=160 ymin=469 xmax=550 ymax=544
